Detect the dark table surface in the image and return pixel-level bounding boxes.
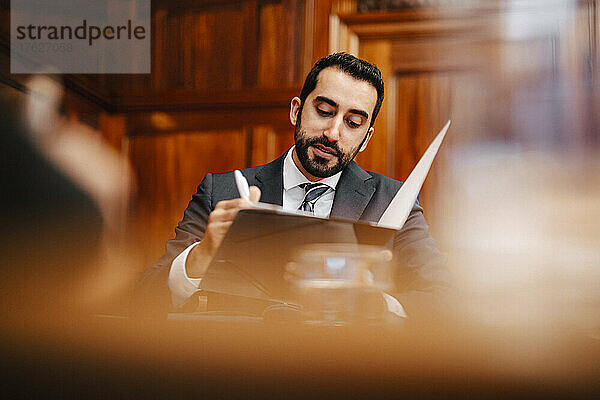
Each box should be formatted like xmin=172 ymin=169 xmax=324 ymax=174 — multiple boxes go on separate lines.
xmin=2 ymin=309 xmax=599 ymax=399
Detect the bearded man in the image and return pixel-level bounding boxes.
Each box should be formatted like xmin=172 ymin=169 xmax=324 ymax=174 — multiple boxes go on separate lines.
xmin=135 ymin=53 xmax=453 ymax=319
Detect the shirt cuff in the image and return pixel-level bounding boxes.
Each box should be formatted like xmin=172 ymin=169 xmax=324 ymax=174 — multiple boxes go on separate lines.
xmin=382 ymin=293 xmax=408 ymax=318
xmin=168 ymin=242 xmax=202 ymax=308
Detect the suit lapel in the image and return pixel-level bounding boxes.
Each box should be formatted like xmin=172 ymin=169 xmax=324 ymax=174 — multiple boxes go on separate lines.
xmin=252 ymin=154 xmax=285 ymax=206
xmin=330 ymin=162 xmax=375 ymax=221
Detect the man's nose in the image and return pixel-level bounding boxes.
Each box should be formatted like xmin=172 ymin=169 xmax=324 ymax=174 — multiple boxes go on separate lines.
xmin=324 ymin=115 xmax=342 ymax=141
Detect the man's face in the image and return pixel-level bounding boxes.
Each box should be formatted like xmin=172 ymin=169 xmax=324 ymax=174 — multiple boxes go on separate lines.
xmin=290 ymin=67 xmax=377 ymax=179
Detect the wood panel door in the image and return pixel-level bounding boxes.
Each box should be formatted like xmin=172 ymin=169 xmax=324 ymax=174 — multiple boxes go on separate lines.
xmin=327 ymin=1 xmax=599 ymax=219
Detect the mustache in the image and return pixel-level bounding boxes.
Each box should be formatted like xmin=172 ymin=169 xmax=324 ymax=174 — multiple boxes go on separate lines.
xmin=304 ymin=136 xmax=341 ymax=157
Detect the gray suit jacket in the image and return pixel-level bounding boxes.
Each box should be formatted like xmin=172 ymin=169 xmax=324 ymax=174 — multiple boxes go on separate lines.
xmin=134 ymin=153 xmax=453 ymax=318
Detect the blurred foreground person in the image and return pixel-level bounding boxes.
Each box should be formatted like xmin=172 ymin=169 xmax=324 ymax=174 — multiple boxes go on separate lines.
xmin=0 ymin=75 xmax=133 ymax=324
xmin=0 ymin=76 xmax=134 ymax=397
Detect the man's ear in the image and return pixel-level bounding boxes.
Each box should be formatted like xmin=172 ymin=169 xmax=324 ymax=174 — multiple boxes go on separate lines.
xmin=358 ymin=127 xmax=374 ymax=153
xmin=289 ymin=97 xmax=301 ymax=126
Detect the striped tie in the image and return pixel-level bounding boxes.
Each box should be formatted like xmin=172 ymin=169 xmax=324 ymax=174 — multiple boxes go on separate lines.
xmin=299 ymin=182 xmax=329 ymax=213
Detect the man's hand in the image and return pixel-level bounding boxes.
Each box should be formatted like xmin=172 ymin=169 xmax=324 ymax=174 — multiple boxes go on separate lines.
xmin=186 ymin=186 xmax=261 ymax=278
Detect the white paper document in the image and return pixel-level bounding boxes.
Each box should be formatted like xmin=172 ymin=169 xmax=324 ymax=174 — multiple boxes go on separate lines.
xmin=377 ymin=120 xmax=451 ymax=230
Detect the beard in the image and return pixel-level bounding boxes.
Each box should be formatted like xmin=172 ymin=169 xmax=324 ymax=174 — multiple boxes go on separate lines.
xmin=294 ymin=119 xmax=368 ymax=178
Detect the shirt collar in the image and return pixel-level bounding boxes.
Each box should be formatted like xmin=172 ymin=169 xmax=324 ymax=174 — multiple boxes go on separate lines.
xmin=283 ymin=146 xmax=343 ymax=190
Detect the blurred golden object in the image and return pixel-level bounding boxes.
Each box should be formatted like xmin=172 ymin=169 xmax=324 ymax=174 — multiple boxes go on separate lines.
xmin=150 ymin=112 xmax=177 ymax=131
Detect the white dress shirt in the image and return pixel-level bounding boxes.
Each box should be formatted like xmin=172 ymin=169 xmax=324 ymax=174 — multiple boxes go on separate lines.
xmin=167 ymin=147 xmax=406 ymax=317
xmin=282 ymin=147 xmax=341 ymax=217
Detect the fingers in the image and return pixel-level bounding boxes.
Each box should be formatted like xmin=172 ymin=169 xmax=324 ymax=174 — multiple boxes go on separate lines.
xmin=216 ymin=197 xmax=252 ymax=210
xmin=204 ymin=184 xmax=261 ymax=253
xmin=214 ymin=186 xmax=261 ymax=211
xmin=249 ymin=186 xmax=261 ymax=202
xmin=208 ymin=206 xmax=241 ymax=224
xmin=207 ymin=220 xmax=233 ymax=234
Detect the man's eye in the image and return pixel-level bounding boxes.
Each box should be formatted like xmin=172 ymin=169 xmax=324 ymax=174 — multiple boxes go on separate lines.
xmin=346 ymin=118 xmax=361 ymax=128
xmin=317 ymin=108 xmax=334 ymax=116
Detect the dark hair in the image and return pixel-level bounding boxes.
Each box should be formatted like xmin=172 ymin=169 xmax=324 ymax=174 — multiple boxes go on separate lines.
xmin=299 ymin=52 xmax=384 ymax=129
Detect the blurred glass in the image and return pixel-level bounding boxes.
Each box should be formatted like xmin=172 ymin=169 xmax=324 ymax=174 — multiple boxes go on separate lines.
xmin=285 ymin=243 xmax=394 ymax=325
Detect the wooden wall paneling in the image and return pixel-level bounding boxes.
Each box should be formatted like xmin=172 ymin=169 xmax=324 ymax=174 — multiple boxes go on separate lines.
xmin=117 ymin=87 xmax=298 ymax=137
xmin=129 ymin=129 xmax=247 ymax=266
xmin=152 ymin=8 xmax=167 ymax=89
xmin=394 ymin=73 xmax=452 ymax=209
xmin=291 ymin=0 xmax=306 ymax=83
xmin=210 ymin=8 xmax=245 ymax=90
xmin=98 ymin=113 xmax=127 ymax=152
xmin=390 ymin=38 xmax=497 ymax=74
xmin=248 ymin=124 xmax=295 ymax=167
xmin=115 ymin=87 xmax=300 ymax=112
xmin=418 ymin=73 xmax=451 ymax=210
xmin=156 ymin=0 xmax=248 ymax=13
xmin=126 ymin=108 xmax=292 ymax=136
xmin=190 ymin=8 xmax=245 ymax=90
xmin=274 ymin=126 xmax=295 ymax=157
xmin=258 ymin=0 xmax=303 ymax=88
xmin=311 ymin=0 xmax=334 ymax=62
xmin=332 ymin=0 xmax=356 ymax=14
xmin=1 ymin=0 xmax=306 ymax=113
xmin=250 ymin=125 xmax=278 ymax=166
xmin=300 ymin=0 xmax=315 ymax=78
xmin=338 ymin=10 xmax=500 ymax=41
xmin=3 ymin=0 xmax=307 ymax=112
xmin=395 ymin=75 xmax=418 ymax=181
xmin=162 ymin=9 xmax=185 ymax=88
xmin=329 ymin=13 xmax=358 ymax=55
xmin=242 ymin=0 xmax=259 ymax=87
xmin=329 ymin=0 xmax=358 ymax=54
xmin=353 ymin=40 xmax=392 ymax=176
xmin=151 ymin=4 xmax=246 ymax=90
xmin=181 ymin=11 xmax=198 ymax=89
xmin=259 ymin=1 xmax=284 ymax=87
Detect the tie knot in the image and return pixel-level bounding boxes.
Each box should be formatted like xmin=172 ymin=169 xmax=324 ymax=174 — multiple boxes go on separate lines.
xmin=299 ymin=182 xmax=329 ymax=213
xmin=300 ymin=182 xmax=328 ymax=193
